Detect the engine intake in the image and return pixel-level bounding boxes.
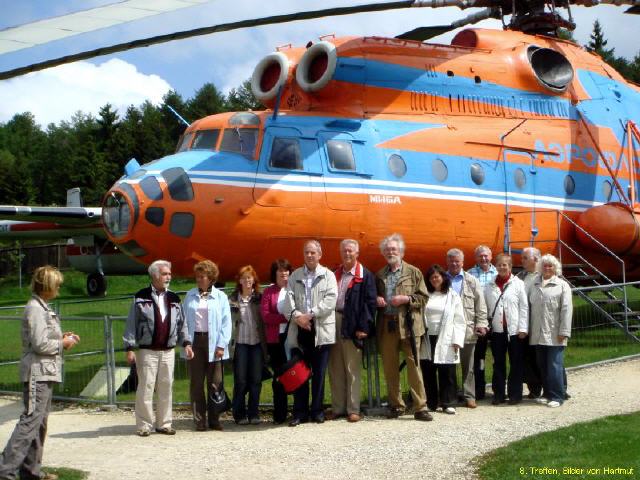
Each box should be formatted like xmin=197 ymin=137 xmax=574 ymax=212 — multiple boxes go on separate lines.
xmin=251 ymin=52 xmax=290 ymax=102
xmin=295 ymin=41 xmax=338 ymax=93
xmin=527 ymin=46 xmax=574 ymax=92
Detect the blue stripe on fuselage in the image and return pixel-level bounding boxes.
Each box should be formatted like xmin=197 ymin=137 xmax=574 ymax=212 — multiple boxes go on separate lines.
xmin=333 ymin=57 xmax=575 ymax=118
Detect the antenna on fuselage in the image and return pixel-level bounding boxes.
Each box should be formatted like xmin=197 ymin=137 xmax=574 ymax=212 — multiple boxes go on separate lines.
xmin=167 ymin=105 xmax=190 ymax=127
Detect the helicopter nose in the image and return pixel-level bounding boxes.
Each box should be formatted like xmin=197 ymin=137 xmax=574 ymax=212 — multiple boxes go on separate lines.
xmin=103 ymin=186 xmax=136 ymax=239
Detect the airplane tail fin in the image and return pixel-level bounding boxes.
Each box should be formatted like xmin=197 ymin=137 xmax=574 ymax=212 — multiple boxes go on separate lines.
xmin=66 ymin=188 xmax=83 ymax=207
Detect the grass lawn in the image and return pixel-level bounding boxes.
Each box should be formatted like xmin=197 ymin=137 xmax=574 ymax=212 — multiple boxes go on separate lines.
xmin=39 ymin=467 xmax=88 ymax=480
xmin=476 ymin=412 xmax=640 ymax=480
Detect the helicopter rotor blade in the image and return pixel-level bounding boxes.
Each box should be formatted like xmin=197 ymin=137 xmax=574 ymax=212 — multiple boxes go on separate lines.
xmin=0 ymin=1 xmax=426 ymax=80
xmin=395 ymin=7 xmax=501 ymax=41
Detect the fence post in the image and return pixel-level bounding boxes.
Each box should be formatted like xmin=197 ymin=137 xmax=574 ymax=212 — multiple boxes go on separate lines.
xmin=102 ymin=315 xmax=117 ymax=410
xmin=108 ymin=315 xmax=117 ymax=405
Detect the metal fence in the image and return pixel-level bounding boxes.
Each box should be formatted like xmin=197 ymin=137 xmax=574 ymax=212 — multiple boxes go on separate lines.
xmin=1 ymin=291 xmax=639 ymax=408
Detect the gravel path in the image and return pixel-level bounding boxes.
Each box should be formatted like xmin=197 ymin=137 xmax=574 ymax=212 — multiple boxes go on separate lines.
xmin=1 ymin=358 xmax=639 ymax=480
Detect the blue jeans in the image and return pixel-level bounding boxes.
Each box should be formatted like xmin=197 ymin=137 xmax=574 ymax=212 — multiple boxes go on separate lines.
xmin=536 ymin=345 xmax=565 ymax=403
xmin=232 ymin=343 xmax=263 ymax=420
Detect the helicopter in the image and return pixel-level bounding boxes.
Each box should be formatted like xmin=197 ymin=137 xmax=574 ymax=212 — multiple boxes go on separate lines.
xmin=1 ymin=0 xmax=639 ymax=297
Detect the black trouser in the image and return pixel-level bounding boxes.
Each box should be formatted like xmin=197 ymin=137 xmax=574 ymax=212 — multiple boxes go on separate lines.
xmin=268 ymin=334 xmax=288 ymax=423
xmin=187 ymin=333 xmax=224 ymax=428
xmin=524 ymin=342 xmax=542 ymax=397
xmin=490 ymin=332 xmax=525 ymax=402
xmin=232 ymin=343 xmax=263 ymax=421
xmin=421 ymin=335 xmax=457 ymax=410
xmin=293 ymin=326 xmax=330 ymax=420
xmin=474 ymin=335 xmax=488 ymax=399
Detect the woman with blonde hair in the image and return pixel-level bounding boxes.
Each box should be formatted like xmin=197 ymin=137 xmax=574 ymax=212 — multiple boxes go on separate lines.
xmin=183 ymin=260 xmax=231 ymax=431
xmin=0 ymin=266 xmax=79 ymax=480
xmin=229 ymin=265 xmax=267 ymax=425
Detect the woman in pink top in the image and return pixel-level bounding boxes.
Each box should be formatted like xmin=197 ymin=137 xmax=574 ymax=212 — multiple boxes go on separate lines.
xmin=260 ymin=258 xmax=293 ymax=424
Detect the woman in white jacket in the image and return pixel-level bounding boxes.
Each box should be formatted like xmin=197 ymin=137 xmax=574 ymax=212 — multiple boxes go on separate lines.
xmin=528 ymin=254 xmax=573 ymax=408
xmin=484 ymin=253 xmax=529 ymax=405
xmin=420 ymin=265 xmax=465 ymax=414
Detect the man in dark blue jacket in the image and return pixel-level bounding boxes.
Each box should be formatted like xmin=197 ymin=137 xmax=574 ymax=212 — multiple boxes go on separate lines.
xmin=328 ymin=239 xmax=377 ymax=422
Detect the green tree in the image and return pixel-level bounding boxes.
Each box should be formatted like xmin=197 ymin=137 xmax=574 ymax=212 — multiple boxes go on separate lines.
xmin=186 ymin=83 xmax=225 ymax=120
xmin=1 ymin=113 xmax=47 ymax=204
xmin=160 ymin=90 xmax=189 ymax=151
xmin=586 ymin=20 xmax=615 ymax=63
xmin=226 ymin=79 xmax=264 ymax=112
xmin=557 ymin=28 xmax=575 ymax=42
xmin=0 ymin=149 xmax=33 ymax=204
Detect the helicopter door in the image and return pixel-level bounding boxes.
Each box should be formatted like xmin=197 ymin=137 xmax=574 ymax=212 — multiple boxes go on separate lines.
xmin=502 ymin=150 xmax=538 ymax=251
xmin=317 ymin=131 xmax=369 ymax=211
xmin=253 ymin=126 xmax=323 ymax=207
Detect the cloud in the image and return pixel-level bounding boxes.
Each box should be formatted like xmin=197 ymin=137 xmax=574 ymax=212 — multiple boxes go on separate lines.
xmin=0 ymin=58 xmax=172 ymax=126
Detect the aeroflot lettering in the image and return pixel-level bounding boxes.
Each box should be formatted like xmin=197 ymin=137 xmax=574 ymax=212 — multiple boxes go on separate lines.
xmin=534 ymin=140 xmax=640 ymax=173
xmin=370 ymin=194 xmax=402 ymax=204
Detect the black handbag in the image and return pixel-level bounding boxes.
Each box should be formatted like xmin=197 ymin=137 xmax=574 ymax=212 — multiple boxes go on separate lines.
xmin=208 ymin=364 xmax=231 ymax=416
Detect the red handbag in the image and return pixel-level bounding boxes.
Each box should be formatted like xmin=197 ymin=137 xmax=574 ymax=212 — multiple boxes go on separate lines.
xmin=276 ymin=357 xmax=311 ymax=394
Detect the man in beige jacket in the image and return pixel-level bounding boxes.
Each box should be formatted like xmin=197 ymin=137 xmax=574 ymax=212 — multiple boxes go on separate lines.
xmin=445 ymin=248 xmax=488 ymax=408
xmin=284 ymin=240 xmax=337 ymax=426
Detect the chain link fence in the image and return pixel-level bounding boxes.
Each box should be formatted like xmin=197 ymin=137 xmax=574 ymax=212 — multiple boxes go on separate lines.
xmin=1 ymin=291 xmax=639 ymax=408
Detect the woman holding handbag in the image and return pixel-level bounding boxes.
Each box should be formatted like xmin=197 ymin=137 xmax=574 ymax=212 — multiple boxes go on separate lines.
xmin=183 ymin=260 xmax=232 ymax=431
xmin=420 ymin=264 xmax=466 ymax=415
xmin=260 ymin=259 xmax=293 ymax=424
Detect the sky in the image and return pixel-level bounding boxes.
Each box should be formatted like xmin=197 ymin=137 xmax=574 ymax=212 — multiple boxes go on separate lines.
xmin=0 ymin=0 xmax=638 ymax=126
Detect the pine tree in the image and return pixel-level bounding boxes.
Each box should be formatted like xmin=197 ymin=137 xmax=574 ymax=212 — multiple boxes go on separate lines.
xmin=226 ymin=79 xmax=264 ymax=112
xmin=586 ymin=20 xmax=615 ymax=63
xmin=186 ymin=83 xmax=225 ymax=120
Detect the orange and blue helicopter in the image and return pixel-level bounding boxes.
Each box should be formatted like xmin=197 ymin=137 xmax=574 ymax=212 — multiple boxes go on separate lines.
xmin=1 ymin=0 xmax=639 ymax=297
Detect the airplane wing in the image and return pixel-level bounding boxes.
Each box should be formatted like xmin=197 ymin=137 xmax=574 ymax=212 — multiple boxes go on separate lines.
xmin=0 ymin=219 xmax=104 ymax=239
xmin=0 ymin=188 xmax=104 ymax=239
xmin=0 ymin=0 xmax=211 ymax=55
xmin=0 ymin=206 xmax=102 ymax=225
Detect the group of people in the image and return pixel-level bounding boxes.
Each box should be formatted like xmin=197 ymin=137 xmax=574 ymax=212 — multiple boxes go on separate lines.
xmin=0 ymin=236 xmax=573 ymax=479
xmin=120 ymin=234 xmax=573 ymax=435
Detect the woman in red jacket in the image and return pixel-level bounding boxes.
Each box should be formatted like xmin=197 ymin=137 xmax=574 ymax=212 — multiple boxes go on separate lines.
xmin=260 ymin=259 xmax=293 ymax=424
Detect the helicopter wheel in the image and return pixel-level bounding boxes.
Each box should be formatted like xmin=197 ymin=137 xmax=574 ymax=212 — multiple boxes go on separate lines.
xmin=87 ymin=272 xmax=107 ymax=297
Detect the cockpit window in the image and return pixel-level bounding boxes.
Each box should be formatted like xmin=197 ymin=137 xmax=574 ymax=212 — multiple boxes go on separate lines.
xmin=191 ymin=129 xmax=220 ymax=150
xmin=269 ymin=138 xmax=302 ymax=170
xmin=140 ymin=176 xmax=163 ymax=201
xmin=175 ymin=132 xmax=194 ymax=153
xmin=327 ymin=140 xmax=356 ymax=171
xmin=170 ymin=212 xmax=195 ymax=238
xmin=161 ymin=167 xmax=194 ymax=201
xmin=220 ymin=128 xmax=258 ymax=158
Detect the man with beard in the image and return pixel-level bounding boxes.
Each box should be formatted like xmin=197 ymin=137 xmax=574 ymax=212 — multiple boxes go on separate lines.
xmin=376 ymin=233 xmax=432 ymax=421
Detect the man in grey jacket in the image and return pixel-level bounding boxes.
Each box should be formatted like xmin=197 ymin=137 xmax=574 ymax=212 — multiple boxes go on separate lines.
xmin=284 ymin=240 xmax=337 ymax=426
xmin=124 ymin=260 xmax=193 ymax=436
xmin=445 ymin=248 xmax=488 ymax=408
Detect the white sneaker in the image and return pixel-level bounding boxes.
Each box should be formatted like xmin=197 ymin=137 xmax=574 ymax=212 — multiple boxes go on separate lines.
xmin=547 ymin=401 xmax=561 ymax=408
xmin=444 ymin=407 xmax=456 ymax=415
xmin=535 ymin=397 xmax=549 ymax=405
